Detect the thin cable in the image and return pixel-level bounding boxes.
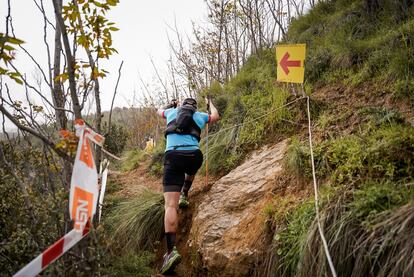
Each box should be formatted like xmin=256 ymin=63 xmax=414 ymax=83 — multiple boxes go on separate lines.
xmin=201 ymin=96 xmax=305 ymax=143
xmin=306 ymin=96 xmax=337 ymax=277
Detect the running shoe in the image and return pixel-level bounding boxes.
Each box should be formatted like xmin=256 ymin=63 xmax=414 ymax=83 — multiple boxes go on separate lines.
xmin=178 ymin=193 xmax=189 ymax=208
xmin=160 ymin=246 xmax=181 ymax=274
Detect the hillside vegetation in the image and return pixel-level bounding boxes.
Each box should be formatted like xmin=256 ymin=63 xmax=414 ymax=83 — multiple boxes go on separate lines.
xmin=71 ymin=0 xmax=414 ymax=275
xmin=2 ymin=0 xmax=414 ymax=276
xmin=113 ymin=0 xmax=414 ymax=276
xmin=268 ymin=1 xmax=414 ymax=276
xmin=135 ymin=0 xmax=414 ymax=275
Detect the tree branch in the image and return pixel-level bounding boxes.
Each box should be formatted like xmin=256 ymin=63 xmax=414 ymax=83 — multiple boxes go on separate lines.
xmin=0 ymin=104 xmax=70 ymax=160
xmin=108 ymin=60 xmax=123 ymax=136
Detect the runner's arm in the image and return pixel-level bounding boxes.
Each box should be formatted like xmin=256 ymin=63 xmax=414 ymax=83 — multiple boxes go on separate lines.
xmin=157 ymin=99 xmax=178 ymax=117
xmin=157 ymin=108 xmax=165 ymax=117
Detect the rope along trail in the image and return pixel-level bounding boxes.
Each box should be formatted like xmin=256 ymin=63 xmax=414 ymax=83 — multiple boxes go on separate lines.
xmin=201 ymin=96 xmax=306 ymax=143
xmin=201 ymin=96 xmax=337 ymax=276
xmin=306 ymin=96 xmax=337 ymax=277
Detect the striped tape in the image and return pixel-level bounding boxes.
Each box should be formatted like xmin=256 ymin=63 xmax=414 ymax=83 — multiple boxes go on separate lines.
xmin=13 ymin=224 xmax=89 ymax=277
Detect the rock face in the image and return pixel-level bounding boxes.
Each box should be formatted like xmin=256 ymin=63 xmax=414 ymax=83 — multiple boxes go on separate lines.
xmin=189 ymin=139 xmax=288 ymax=276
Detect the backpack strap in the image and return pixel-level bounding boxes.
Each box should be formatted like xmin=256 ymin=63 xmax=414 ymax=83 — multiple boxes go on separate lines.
xmin=164 ymin=107 xmax=201 ymax=141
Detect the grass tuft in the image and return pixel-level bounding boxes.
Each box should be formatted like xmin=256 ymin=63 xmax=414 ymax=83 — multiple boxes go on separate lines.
xmin=107 ymin=189 xmax=164 ymax=252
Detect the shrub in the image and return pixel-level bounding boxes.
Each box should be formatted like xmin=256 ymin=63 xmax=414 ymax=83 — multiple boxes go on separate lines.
xmin=148 ymin=139 xmax=165 ymax=176
xmin=121 ymin=149 xmax=147 ymax=172
xmin=350 ymin=180 xmax=414 ymax=225
xmin=103 ymin=122 xmax=129 ymax=156
xmin=0 ymin=143 xmax=66 ymax=275
xmin=305 ymin=48 xmax=332 ymax=84
xmin=286 ymin=123 xmax=414 ymax=183
xmin=102 ymin=251 xmax=154 ymax=277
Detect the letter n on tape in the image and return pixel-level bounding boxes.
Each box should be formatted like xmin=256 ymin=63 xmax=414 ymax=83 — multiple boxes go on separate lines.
xmin=71 ymin=187 xmax=93 ymax=231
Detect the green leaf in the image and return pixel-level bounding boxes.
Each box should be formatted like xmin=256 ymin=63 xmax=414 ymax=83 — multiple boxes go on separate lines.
xmin=7 ymin=37 xmax=25 ymax=45
xmin=9 ymin=72 xmax=22 ymax=78
xmin=10 ymin=75 xmax=23 ymax=85
xmin=3 ymin=45 xmax=15 ymax=51
xmin=107 ymin=0 xmax=118 ymax=6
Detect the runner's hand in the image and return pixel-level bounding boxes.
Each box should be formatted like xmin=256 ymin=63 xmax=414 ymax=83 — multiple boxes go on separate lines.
xmin=164 ymin=99 xmax=178 ymax=109
xmin=171 ymin=99 xmax=178 ymax=108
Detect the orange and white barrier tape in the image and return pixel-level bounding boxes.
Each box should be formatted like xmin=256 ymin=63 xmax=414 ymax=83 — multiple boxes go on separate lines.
xmin=14 ymin=119 xmax=108 ymax=277
xmin=69 ymin=119 xmax=104 ymax=232
xmin=98 ymin=159 xmax=109 ymax=222
xmin=13 ymin=223 xmax=90 ymax=277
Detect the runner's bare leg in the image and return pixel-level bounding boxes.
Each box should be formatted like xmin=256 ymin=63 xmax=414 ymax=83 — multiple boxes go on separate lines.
xmin=164 ymin=192 xmax=180 ymax=232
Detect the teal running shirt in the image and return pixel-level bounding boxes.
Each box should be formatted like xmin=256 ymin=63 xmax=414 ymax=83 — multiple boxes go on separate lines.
xmin=163 ymin=108 xmax=210 ymax=151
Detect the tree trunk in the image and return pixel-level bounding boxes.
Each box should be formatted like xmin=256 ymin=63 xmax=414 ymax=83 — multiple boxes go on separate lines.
xmin=217 ymin=0 xmax=226 ymax=83
xmin=234 ymin=0 xmax=240 ymax=72
xmin=254 ymin=0 xmax=263 ymax=49
xmin=52 ymin=0 xmax=67 ymax=130
xmin=52 ymin=0 xmax=82 ymax=120
xmin=72 ymin=0 xmax=103 ymax=165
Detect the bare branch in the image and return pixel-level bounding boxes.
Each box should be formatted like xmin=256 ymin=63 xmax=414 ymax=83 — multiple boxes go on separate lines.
xmin=150 ymin=56 xmax=170 ymax=102
xmin=33 ymin=0 xmax=56 ymax=30
xmin=0 ymin=104 xmax=70 ymax=160
xmin=108 ymin=60 xmax=124 ymax=135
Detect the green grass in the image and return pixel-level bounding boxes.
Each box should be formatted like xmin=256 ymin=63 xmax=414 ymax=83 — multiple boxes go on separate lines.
xmin=147 ymin=139 xmax=165 ymax=176
xmin=106 ymin=189 xmax=164 ymax=252
xmin=102 ymin=251 xmax=154 ymax=277
xmin=98 ymin=174 xmax=156 ymax=276
xmin=273 ymin=178 xmax=414 ymax=276
xmin=287 ymin=0 xmax=414 ymax=98
xmin=284 ymin=137 xmax=309 ymax=179
xmin=285 ymin=122 xmax=414 ymax=183
xmin=273 ymin=198 xmax=315 ymax=276
xmin=121 ymin=149 xmax=147 ymax=172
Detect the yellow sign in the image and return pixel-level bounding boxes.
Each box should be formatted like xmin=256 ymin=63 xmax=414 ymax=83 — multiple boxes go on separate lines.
xmin=276 ymin=44 xmax=306 ymax=84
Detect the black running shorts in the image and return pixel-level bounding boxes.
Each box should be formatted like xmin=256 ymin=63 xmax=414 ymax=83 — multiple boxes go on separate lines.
xmin=163 ymin=149 xmax=203 ymax=192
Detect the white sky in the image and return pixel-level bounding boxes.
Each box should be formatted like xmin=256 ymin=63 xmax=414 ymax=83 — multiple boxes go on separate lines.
xmin=1 ymin=0 xmax=206 ymax=129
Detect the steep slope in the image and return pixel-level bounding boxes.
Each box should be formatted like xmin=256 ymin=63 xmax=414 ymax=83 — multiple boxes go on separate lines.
xmin=106 ymin=2 xmax=414 ymax=276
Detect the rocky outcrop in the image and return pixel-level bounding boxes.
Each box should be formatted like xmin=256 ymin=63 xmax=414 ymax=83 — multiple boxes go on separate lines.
xmin=188 ymin=139 xmax=289 ymax=276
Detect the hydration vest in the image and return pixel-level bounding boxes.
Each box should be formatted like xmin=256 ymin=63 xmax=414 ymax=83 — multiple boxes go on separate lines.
xmin=165 ymin=105 xmax=201 ymax=141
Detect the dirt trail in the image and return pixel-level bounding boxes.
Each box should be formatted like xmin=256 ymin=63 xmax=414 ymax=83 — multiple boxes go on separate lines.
xmin=110 ymin=159 xmax=218 ymax=276
xmin=112 ymin=139 xmax=306 ymax=276
xmin=110 ymin=162 xmax=162 ymax=196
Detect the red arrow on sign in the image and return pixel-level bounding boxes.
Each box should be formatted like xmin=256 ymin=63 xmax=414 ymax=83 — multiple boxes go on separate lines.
xmin=280 ymin=52 xmax=301 ymax=75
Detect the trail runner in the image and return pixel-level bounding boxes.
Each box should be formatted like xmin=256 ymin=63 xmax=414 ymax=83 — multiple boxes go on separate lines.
xmin=157 ymin=97 xmax=220 ymax=274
